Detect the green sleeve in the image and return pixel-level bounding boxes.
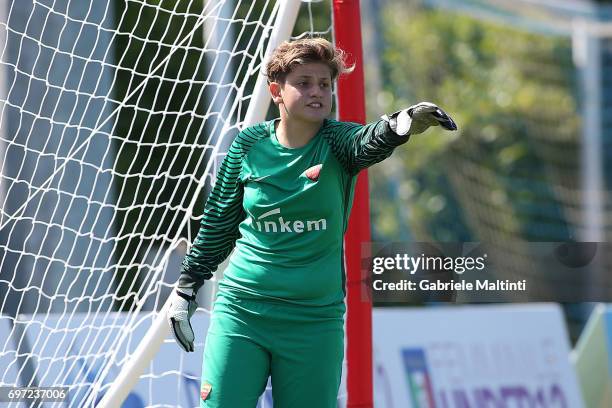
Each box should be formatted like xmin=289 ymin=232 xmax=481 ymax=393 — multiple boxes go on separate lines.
xmin=323 ymin=119 xmax=410 ymax=175
xmin=177 ymin=134 xmax=248 ymax=293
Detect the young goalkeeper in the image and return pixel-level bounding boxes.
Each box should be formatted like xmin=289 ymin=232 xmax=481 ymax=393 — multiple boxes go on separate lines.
xmin=167 ymin=38 xmax=457 ymax=408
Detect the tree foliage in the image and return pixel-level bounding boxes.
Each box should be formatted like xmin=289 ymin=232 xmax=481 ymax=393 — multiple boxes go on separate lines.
xmin=371 ymin=2 xmax=579 ymax=242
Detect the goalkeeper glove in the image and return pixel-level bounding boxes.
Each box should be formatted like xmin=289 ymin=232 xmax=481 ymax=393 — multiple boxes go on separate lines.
xmin=382 ymin=102 xmax=457 ymax=136
xmin=167 ymin=288 xmax=198 ymax=352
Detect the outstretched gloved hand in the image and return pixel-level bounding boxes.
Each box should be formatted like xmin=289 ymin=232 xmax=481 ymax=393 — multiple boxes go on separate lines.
xmin=382 ymin=102 xmax=457 ymax=136
xmin=167 ymin=288 xmax=198 ymax=352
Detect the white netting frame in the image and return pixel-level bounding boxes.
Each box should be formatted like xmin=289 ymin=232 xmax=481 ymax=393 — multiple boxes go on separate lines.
xmin=0 ymin=0 xmax=337 ymax=407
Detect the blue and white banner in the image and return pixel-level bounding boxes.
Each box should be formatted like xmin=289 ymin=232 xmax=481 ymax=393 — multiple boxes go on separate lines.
xmin=2 ymin=304 xmax=583 ymax=407
xmin=373 ymin=304 xmax=584 ymax=408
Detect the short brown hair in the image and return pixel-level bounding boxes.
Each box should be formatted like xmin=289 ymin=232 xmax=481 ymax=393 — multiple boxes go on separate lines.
xmin=265 ymin=38 xmax=354 ymax=83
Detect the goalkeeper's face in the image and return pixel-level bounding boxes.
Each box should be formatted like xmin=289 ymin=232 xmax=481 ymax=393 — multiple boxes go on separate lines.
xmin=271 ymin=62 xmax=333 ymax=124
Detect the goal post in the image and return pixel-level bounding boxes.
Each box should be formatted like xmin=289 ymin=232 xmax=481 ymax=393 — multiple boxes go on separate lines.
xmin=333 ymin=1 xmax=373 ymax=407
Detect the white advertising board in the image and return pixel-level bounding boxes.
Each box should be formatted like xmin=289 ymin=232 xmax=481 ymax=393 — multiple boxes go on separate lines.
xmin=373 ymin=304 xmax=584 ymax=408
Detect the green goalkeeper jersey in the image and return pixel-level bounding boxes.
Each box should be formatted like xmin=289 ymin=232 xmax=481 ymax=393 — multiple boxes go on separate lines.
xmin=179 ymin=118 xmax=409 ymax=306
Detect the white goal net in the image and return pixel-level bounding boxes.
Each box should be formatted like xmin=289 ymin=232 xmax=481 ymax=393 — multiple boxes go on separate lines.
xmin=0 ymin=0 xmax=335 ymax=406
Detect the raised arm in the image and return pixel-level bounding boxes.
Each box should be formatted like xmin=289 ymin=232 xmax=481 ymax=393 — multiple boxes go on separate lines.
xmin=324 ymin=102 xmax=457 ymax=175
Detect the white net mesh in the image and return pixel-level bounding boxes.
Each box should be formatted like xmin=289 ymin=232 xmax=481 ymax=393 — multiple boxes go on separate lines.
xmin=0 ymin=0 xmax=336 ymax=406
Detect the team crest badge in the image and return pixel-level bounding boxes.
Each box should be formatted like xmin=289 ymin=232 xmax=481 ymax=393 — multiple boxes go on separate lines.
xmin=304 ymin=164 xmax=323 ymax=181
xmin=201 ymin=382 xmax=212 ymax=401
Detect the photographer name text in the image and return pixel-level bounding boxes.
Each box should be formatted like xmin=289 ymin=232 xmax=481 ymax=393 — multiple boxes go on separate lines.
xmin=372 ymin=279 xmax=527 ymax=292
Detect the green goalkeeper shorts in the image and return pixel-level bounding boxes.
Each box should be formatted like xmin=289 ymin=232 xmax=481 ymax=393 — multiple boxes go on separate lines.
xmin=199 ymin=291 xmax=346 ymax=408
